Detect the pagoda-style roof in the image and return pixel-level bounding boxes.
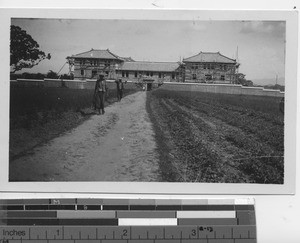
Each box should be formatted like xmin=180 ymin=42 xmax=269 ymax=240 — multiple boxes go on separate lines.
xmin=183 ymin=52 xmax=236 ymax=64
xmin=70 ymin=49 xmax=122 ymax=60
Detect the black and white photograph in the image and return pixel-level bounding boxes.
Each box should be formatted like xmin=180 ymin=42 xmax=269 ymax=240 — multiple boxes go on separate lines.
xmin=7 ymin=17 xmax=288 ymax=184
xmin=0 ymin=9 xmax=295 ymax=194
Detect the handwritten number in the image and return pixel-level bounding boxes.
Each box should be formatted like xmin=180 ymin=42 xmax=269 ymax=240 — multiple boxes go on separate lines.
xmin=199 ymin=226 xmax=214 ymax=232
xmin=123 ymin=229 xmax=128 ymax=237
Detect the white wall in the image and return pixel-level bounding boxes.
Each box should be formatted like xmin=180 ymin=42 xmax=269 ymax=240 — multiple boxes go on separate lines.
xmin=163 ymin=82 xmax=284 ymax=97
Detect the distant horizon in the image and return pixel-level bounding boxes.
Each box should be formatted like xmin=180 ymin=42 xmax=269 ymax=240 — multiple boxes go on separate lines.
xmin=11 ymin=19 xmax=286 ymax=85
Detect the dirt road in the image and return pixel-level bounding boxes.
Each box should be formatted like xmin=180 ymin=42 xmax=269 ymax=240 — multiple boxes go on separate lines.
xmin=9 ymin=91 xmax=161 ymax=182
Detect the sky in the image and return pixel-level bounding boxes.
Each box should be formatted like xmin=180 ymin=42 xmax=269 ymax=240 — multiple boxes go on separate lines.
xmin=11 ymin=18 xmax=286 ymax=84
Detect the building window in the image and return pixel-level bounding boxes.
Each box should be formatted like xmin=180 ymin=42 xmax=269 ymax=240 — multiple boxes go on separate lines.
xmin=81 ymin=69 xmax=84 ymax=76
xmin=172 ymin=73 xmax=175 ymax=79
xmin=159 ymin=73 xmax=162 ymax=78
xmin=80 ymin=60 xmax=85 ymax=65
xmin=135 ymin=72 xmax=138 ymax=78
xmin=105 ymin=61 xmax=110 ymax=68
xmin=122 ymin=71 xmax=125 ymax=77
xmin=221 ymin=75 xmax=225 ymax=80
xmin=150 ymin=72 xmax=153 ymax=77
xmin=224 ymin=65 xmax=227 ymax=71
xmin=126 ymin=72 xmax=129 ymax=77
xmin=205 ymin=74 xmax=212 ymax=80
xmin=192 ymin=74 xmax=197 ymax=80
xmin=211 ymin=64 xmax=215 ymax=70
xmin=203 ymin=64 xmax=207 ymax=70
xmin=92 ymin=70 xmax=97 ymax=77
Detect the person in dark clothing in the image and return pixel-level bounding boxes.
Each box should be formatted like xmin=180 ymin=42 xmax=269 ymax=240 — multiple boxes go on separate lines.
xmin=115 ymin=78 xmax=124 ymax=101
xmin=279 ymin=97 xmax=284 ymax=114
xmin=93 ymin=74 xmax=107 ymax=115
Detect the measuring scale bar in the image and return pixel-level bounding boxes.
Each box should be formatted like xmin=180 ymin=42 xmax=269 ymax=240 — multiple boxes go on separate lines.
xmin=0 ymin=198 xmax=256 ymax=243
xmin=0 ymin=225 xmax=256 ymax=242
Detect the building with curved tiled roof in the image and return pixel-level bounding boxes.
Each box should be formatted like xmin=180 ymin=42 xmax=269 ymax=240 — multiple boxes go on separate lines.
xmin=183 ymin=52 xmax=238 ymax=83
xmin=67 ymin=49 xmax=238 ymax=83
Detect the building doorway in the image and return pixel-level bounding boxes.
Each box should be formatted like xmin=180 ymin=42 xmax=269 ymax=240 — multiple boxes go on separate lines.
xmin=143 ymin=78 xmax=154 ymax=91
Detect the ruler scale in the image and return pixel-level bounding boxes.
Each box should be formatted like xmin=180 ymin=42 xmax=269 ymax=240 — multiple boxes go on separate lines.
xmin=0 ymin=198 xmax=256 ymax=243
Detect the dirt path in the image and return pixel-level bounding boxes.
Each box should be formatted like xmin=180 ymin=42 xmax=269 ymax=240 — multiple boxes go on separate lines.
xmin=9 ymin=92 xmax=161 ymax=182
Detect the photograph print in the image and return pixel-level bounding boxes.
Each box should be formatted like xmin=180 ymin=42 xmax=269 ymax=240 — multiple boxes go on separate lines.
xmin=9 ymin=17 xmax=286 ymax=184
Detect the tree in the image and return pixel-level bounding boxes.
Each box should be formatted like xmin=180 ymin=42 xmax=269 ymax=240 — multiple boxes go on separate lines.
xmin=10 ymin=25 xmax=51 ymax=73
xmin=236 ymin=73 xmax=246 ymax=85
xmin=60 ymin=73 xmax=73 ymax=80
xmin=46 ymin=70 xmax=59 ymax=79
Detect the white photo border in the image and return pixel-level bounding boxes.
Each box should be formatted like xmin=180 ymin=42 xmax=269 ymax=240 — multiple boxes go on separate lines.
xmin=0 ymin=9 xmax=297 ymax=194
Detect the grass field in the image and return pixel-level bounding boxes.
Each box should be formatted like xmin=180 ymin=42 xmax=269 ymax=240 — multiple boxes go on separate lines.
xmin=146 ymin=87 xmax=284 ymax=184
xmin=10 ymin=83 xmax=138 ymax=160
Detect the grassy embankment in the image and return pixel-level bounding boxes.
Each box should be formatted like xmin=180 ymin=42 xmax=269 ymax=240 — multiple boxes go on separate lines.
xmin=10 ymin=82 xmax=139 ymax=160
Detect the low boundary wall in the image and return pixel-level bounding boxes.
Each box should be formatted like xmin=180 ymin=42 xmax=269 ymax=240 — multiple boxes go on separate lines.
xmin=12 ymin=78 xmax=121 ymax=90
xmin=13 ymin=78 xmax=44 ymax=87
xmin=11 ymin=79 xmax=284 ymax=97
xmin=162 ymin=82 xmax=284 ymax=97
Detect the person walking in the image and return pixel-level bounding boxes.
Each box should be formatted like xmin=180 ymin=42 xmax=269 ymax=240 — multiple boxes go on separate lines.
xmin=115 ymin=78 xmax=124 ymax=101
xmin=93 ymin=73 xmax=107 ymax=115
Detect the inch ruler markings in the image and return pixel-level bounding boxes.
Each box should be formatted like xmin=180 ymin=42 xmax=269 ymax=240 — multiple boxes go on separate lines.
xmin=0 ymin=198 xmax=256 ymax=243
